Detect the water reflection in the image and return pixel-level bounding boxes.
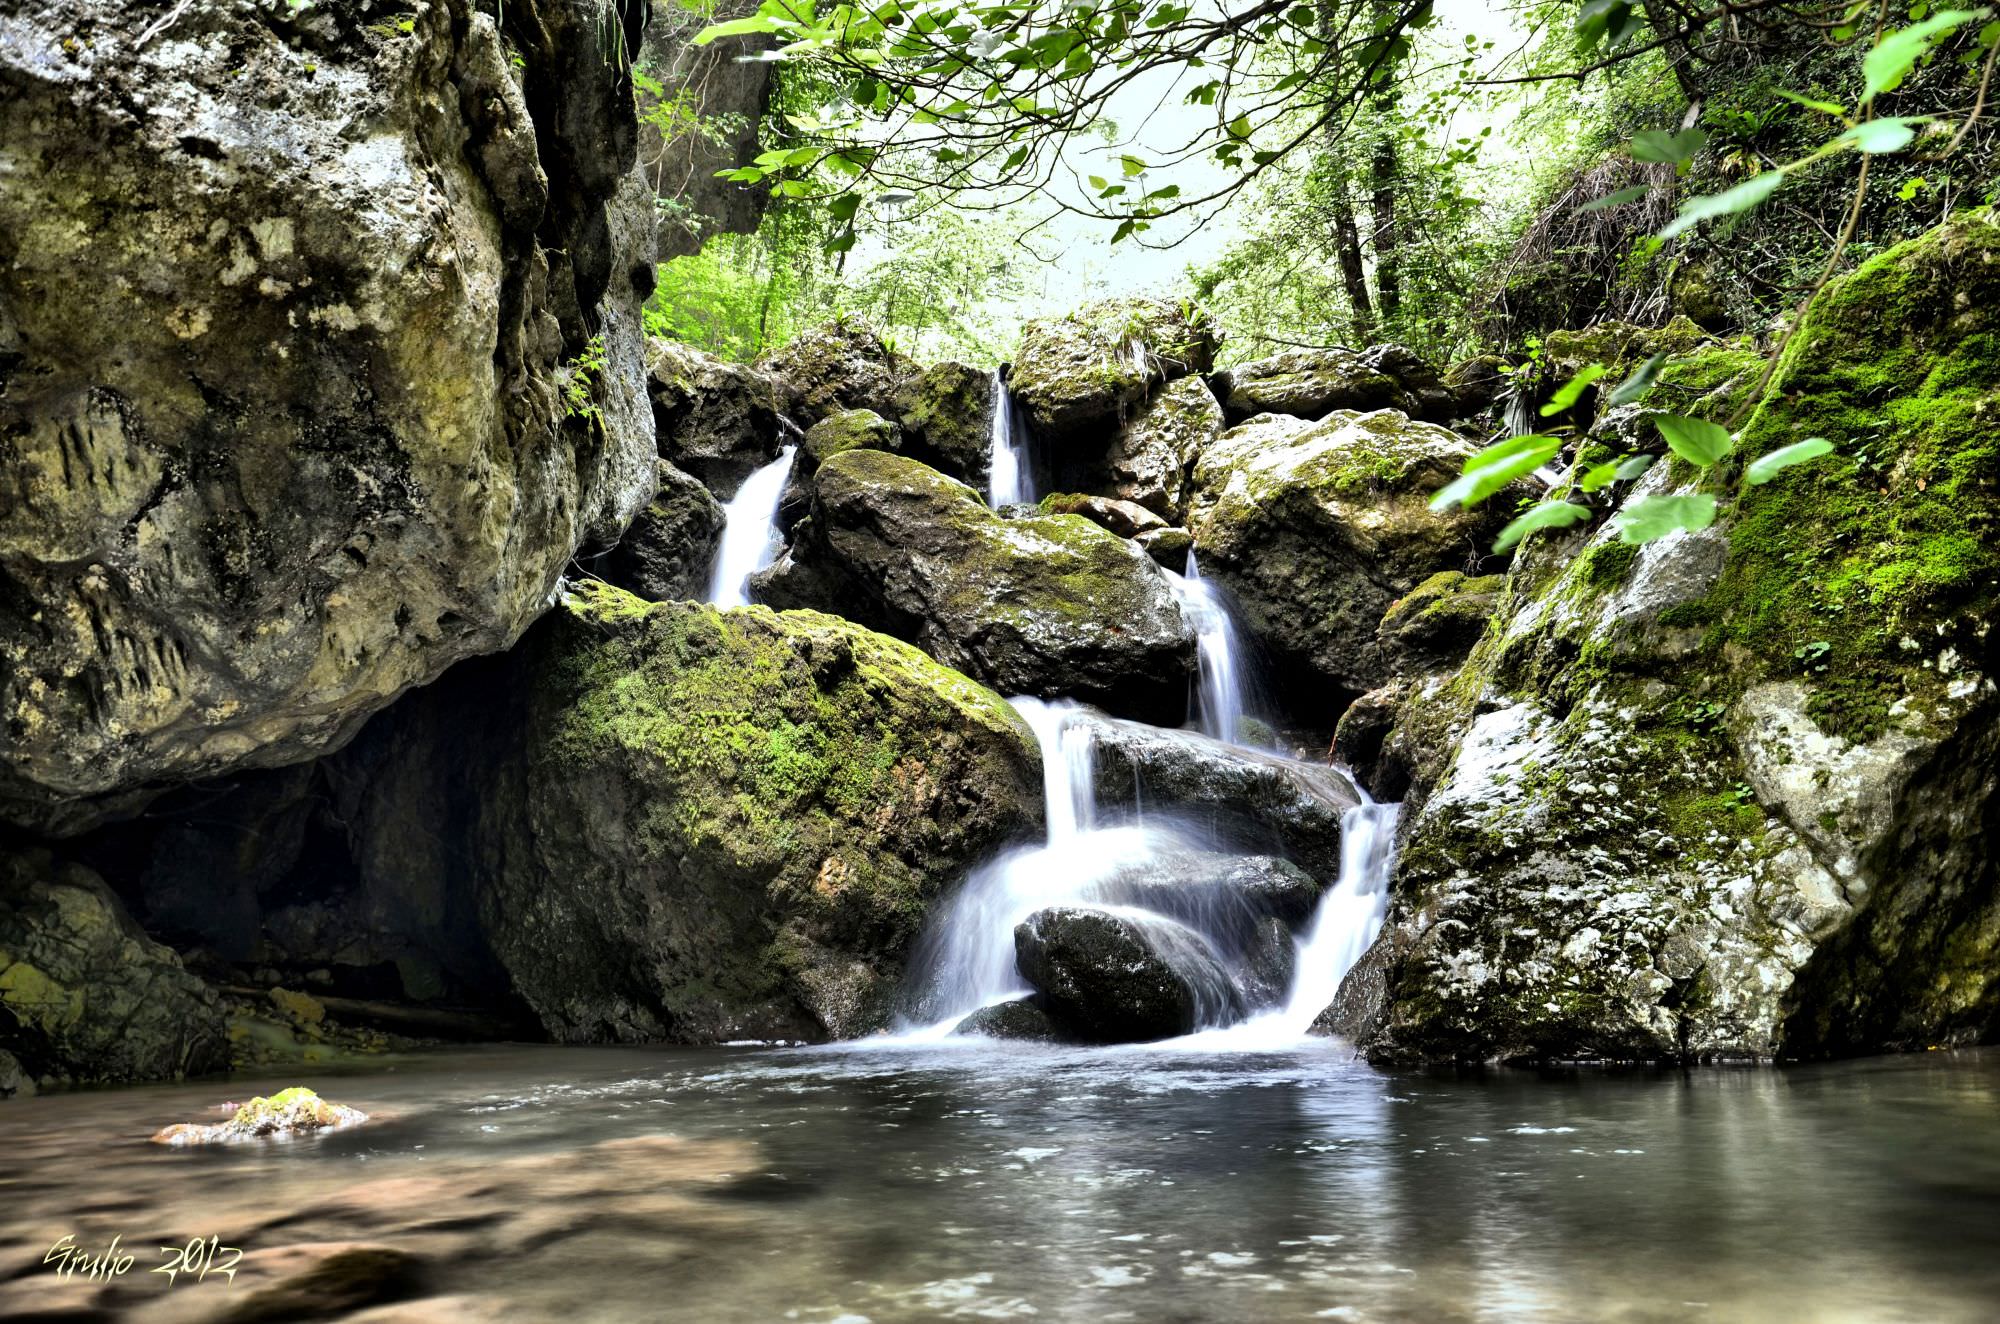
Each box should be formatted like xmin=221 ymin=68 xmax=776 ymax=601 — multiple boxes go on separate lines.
xmin=0 ymin=1043 xmax=1994 ymax=1322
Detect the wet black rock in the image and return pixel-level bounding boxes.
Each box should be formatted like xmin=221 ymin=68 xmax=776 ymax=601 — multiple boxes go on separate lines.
xmin=1015 ymin=906 xmax=1245 ymax=1043
xmin=954 ymin=996 xmax=1065 ymax=1042
xmin=597 ymin=461 xmax=727 ymax=602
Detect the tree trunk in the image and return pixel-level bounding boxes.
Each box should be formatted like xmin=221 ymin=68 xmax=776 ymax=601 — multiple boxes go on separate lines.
xmin=1329 ymin=168 xmax=1376 ymax=343
xmin=1369 ymin=136 xmax=1401 ymax=322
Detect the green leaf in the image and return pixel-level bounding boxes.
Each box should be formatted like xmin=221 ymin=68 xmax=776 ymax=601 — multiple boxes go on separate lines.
xmin=1655 ymin=414 xmax=1735 ymax=467
xmin=1658 ymin=171 xmax=1784 ymax=240
xmin=1775 ymin=89 xmax=1848 ymax=115
xmin=1579 ymin=184 xmax=1651 ymax=212
xmin=1839 ymin=116 xmax=1925 ymax=152
xmin=1864 ymin=10 xmax=1984 ymax=97
xmin=1540 ymin=362 xmax=1607 ymax=416
xmin=1614 ymin=454 xmax=1657 ymax=481
xmin=1579 ymin=459 xmax=1624 ymax=493
xmin=828 ymin=194 xmax=862 ymax=221
xmin=1120 ymin=154 xmax=1148 ymax=177
xmin=1629 ymin=128 xmax=1707 ymax=165
xmin=1745 ymin=437 xmax=1836 ymax=485
xmin=1467 ymin=433 xmax=1562 ymax=472
xmin=1431 ymin=438 xmax=1561 ymax=511
xmin=694 ymin=15 xmax=778 ymax=44
xmin=1493 ymin=500 xmax=1592 ymax=553
xmin=1612 ymin=493 xmax=1718 ymax=543
xmin=1607 ymin=352 xmax=1667 ymax=407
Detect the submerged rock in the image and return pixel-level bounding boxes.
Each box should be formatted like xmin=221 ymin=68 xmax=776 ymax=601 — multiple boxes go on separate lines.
xmin=953 ymin=996 xmax=1064 ymax=1042
xmin=756 ymin=450 xmax=1196 ymax=724
xmin=647 ymin=338 xmax=788 ymax=499
xmin=0 ymin=850 xmax=228 ymax=1086
xmin=0 ymin=0 xmax=659 ymax=834
xmin=153 ymin=1087 xmax=368 ymax=1146
xmin=1015 ymin=906 xmax=1244 ymax=1043
xmin=596 ymin=461 xmax=727 ymax=602
xmin=1009 ymin=299 xmax=1218 ymax=445
xmin=484 ymin=583 xmax=1043 ymax=1042
xmin=1186 ymin=409 xmax=1517 ymax=698
xmin=1353 ymin=211 xmax=2000 ymax=1064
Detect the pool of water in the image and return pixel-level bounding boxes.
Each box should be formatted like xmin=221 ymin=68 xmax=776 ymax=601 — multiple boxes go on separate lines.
xmin=3 ymin=1039 xmax=1996 ymax=1322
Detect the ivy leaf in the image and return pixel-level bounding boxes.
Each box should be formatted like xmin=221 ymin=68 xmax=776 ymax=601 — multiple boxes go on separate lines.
xmin=1612 ymin=493 xmax=1718 ymax=543
xmin=1745 ymin=437 xmax=1836 ymax=485
xmin=1607 ymin=352 xmax=1667 ymax=407
xmin=1579 ymin=184 xmax=1651 ymax=212
xmin=1658 ymin=171 xmax=1785 ymax=240
xmin=1541 ymin=363 xmax=1607 ymax=416
xmin=1494 ymin=500 xmax=1592 ymax=552
xmin=1655 ymin=414 xmax=1735 ymax=466
xmin=1863 ymin=10 xmax=1985 ymax=98
xmin=1629 ymin=128 xmax=1707 ymax=165
xmin=1431 ymin=437 xmax=1561 ymax=511
xmin=1839 ymin=116 xmax=1926 ymax=152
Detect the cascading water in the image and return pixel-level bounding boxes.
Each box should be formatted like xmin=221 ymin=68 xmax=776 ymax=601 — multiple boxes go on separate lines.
xmin=1166 ymin=550 xmax=1253 ymax=747
xmin=705 ymin=446 xmax=796 ymax=609
xmin=986 ymin=369 xmax=1033 ymax=508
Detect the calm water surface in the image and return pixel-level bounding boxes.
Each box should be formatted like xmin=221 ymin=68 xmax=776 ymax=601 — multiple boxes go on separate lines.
xmin=2 ymin=1040 xmax=1996 ymax=1323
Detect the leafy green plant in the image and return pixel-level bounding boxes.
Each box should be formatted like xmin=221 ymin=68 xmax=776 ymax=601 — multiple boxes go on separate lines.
xmin=563 ymin=335 xmax=608 ymax=423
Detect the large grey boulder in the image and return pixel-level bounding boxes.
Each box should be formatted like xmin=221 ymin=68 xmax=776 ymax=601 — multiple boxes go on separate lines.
xmin=894 ymin=360 xmax=997 ymax=489
xmin=1015 ymin=906 xmax=1244 ymax=1042
xmin=0 ymin=850 xmax=229 ymax=1086
xmin=755 ymin=450 xmax=1197 ymax=724
xmin=1099 ymin=375 xmax=1226 ymax=520
xmin=1213 ymin=344 xmax=1453 ymax=423
xmin=646 ymin=337 xmax=787 ymax=499
xmin=1185 ymin=409 xmax=1517 ymax=700
xmin=598 ymin=461 xmax=727 ymax=602
xmin=757 ymin=319 xmax=915 ymax=426
xmin=639 ymin=1 xmax=775 ymax=260
xmin=1008 ymin=298 xmax=1218 ymax=445
xmin=0 ymin=0 xmax=658 ymax=835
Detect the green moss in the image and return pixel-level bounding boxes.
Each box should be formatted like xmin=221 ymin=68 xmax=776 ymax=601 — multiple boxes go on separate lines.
xmin=1579 ymin=539 xmax=1640 ymax=590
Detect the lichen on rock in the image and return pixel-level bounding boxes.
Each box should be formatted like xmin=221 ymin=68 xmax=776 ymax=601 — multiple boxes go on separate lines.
xmin=152 ymin=1086 xmax=368 ymax=1145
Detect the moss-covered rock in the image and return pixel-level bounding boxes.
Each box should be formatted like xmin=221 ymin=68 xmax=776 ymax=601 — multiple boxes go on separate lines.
xmin=894 ymin=360 xmax=996 ymax=488
xmin=1037 ymin=493 xmax=1168 ymax=538
xmin=1008 ymin=298 xmax=1217 ymax=443
xmin=598 ymin=460 xmax=727 ymax=602
xmin=1214 ymin=343 xmax=1452 ymax=424
xmin=757 ymin=318 xmax=915 ymax=426
xmin=1186 ymin=409 xmax=1518 ymax=700
xmin=483 ymin=583 xmax=1043 ymax=1041
xmin=1344 ymin=210 xmax=2000 ymax=1064
xmin=152 ymin=1086 xmax=368 ymax=1145
xmin=1 ymin=850 xmax=229 ymax=1086
xmin=1096 ymin=374 xmax=1225 ymax=519
xmin=647 ymin=337 xmax=788 ymax=499
xmin=755 ymin=450 xmax=1197 ymax=724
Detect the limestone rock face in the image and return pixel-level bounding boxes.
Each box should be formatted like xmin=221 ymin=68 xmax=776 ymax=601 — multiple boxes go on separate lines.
xmin=484 ymin=584 xmax=1043 ymax=1042
xmin=756 ymin=450 xmax=1197 ymax=724
xmin=1185 ymin=409 xmax=1515 ymax=700
xmin=647 ymin=337 xmax=787 ymax=499
xmin=1340 ymin=211 xmax=2000 ymax=1063
xmin=1099 ymin=374 xmax=1226 ymax=520
xmin=1008 ymin=298 xmax=1218 ymax=445
xmin=1015 ymin=906 xmax=1244 ymax=1042
xmin=1214 ymin=345 xmax=1451 ymax=423
xmin=757 ymin=320 xmax=915 ymax=426
xmin=0 ymin=0 xmax=659 ymax=835
xmin=639 ymin=2 xmax=775 ymax=261
xmin=0 ymin=850 xmax=229 ymax=1085
xmin=894 ymin=360 xmax=997 ymax=489
xmin=598 ymin=461 xmax=726 ymax=602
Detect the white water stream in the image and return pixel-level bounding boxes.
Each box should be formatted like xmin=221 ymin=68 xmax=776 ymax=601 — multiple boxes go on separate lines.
xmin=705 ymin=446 xmax=796 ymax=609
xmin=986 ymin=370 xmax=1033 ymax=508
xmin=1165 ymin=550 xmax=1254 ymax=747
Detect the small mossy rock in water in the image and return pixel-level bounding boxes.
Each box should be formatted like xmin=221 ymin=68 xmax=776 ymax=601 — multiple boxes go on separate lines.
xmin=954 ymin=996 xmax=1065 ymax=1042
xmin=1378 ymin=571 xmax=1506 ymax=673
xmin=1186 ymin=410 xmax=1516 ymax=699
xmin=894 ymin=361 xmax=997 ymax=488
xmin=758 ymin=320 xmax=916 ymax=426
xmin=1015 ymin=907 xmax=1244 ymax=1043
xmin=756 ymin=450 xmax=1197 ymax=724
xmin=1008 ymin=298 xmax=1218 ymax=443
xmin=598 ymin=461 xmax=727 ymax=602
xmin=647 ymin=338 xmax=787 ymax=500
xmin=152 ymin=1086 xmax=368 ymax=1146
xmin=1095 ymin=374 xmax=1225 ymax=520
xmin=1075 ymin=711 xmax=1360 ymax=884
xmin=1355 ymin=210 xmax=2000 ymax=1064
xmin=1212 ymin=347 xmax=1415 ymax=423
xmin=0 ymin=850 xmax=228 ymax=1086
xmin=0 ymin=0 xmax=659 ymax=836
xmin=1038 ymin=493 xmax=1168 ymax=539
xmin=1136 ymin=527 xmax=1194 ymax=572
xmin=0 ymin=1049 xmax=28 ymax=1099
xmin=486 ymin=583 xmax=1042 ymax=1042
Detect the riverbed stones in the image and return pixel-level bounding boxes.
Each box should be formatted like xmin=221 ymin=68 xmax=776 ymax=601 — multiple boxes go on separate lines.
xmin=755 ymin=450 xmax=1197 ymax=723
xmin=152 ymin=1086 xmax=369 ymax=1145
xmin=1008 ymin=298 xmax=1218 ymax=445
xmin=0 ymin=0 xmax=659 ymax=836
xmin=597 ymin=461 xmax=727 ymax=602
xmin=647 ymin=338 xmax=787 ymax=499
xmin=1185 ymin=409 xmax=1516 ymax=699
xmin=1015 ymin=906 xmax=1244 ymax=1042
xmin=0 ymin=850 xmax=229 ymax=1085
xmin=483 ymin=583 xmax=1043 ymax=1042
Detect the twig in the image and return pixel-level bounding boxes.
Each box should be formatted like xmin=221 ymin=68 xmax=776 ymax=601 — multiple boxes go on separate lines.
xmin=136 ymin=0 xmax=196 ymax=49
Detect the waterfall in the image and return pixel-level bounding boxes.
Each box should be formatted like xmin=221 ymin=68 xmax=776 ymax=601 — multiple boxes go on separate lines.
xmin=1269 ymin=797 xmax=1398 ymax=1033
xmin=1166 ymin=551 xmax=1252 ymax=746
xmin=705 ymin=446 xmax=796 ymax=609
xmin=986 ymin=370 xmax=1033 ymax=508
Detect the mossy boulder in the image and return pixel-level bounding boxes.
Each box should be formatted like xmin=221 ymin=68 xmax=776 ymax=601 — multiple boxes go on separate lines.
xmin=483 ymin=583 xmax=1043 ymax=1041
xmin=757 ymin=319 xmax=915 ymax=426
xmin=894 ymin=360 xmax=997 ymax=488
xmin=0 ymin=0 xmax=659 ymax=835
xmin=1213 ymin=343 xmax=1451 ymax=424
xmin=1015 ymin=906 xmax=1244 ymax=1043
xmin=1378 ymin=571 xmax=1507 ymax=672
xmin=755 ymin=450 xmax=1197 ymax=724
xmin=1343 ymin=210 xmax=2000 ymax=1064
xmin=1037 ymin=493 xmax=1168 ymax=538
xmin=1008 ymin=298 xmax=1218 ymax=443
xmin=1097 ymin=374 xmax=1225 ymax=520
xmin=647 ymin=338 xmax=788 ymax=499
xmin=777 ymin=408 xmax=902 ymax=532
xmin=152 ymin=1086 xmax=368 ymax=1145
xmin=598 ymin=460 xmax=727 ymax=602
xmin=1185 ymin=409 xmax=1518 ymax=700
xmin=1 ymin=850 xmax=229 ymax=1085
